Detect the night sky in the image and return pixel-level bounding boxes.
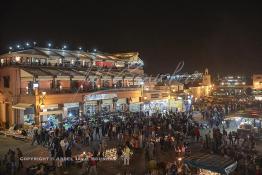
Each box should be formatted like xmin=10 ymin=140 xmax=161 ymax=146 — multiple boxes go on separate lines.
xmin=1 ymin=1 xmax=262 ymax=76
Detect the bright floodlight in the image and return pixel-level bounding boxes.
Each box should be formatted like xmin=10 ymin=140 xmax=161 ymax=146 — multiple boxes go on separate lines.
xmin=33 ymin=41 xmax=37 ymax=46
xmin=93 ymin=48 xmax=97 ymax=52
xmin=9 ymin=46 xmax=13 ymax=50
xmin=26 ymin=42 xmax=30 ymax=46
xmin=48 ymin=43 xmax=52 ymax=47
xmin=17 ymin=45 xmax=20 ymax=48
xmin=79 ymin=47 xmax=82 ymax=50
xmin=63 ymin=45 xmax=67 ymax=49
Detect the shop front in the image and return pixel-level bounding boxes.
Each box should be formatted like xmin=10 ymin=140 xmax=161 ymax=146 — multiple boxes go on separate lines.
xmin=169 ymin=98 xmax=185 ymax=112
xmin=143 ymin=99 xmax=169 ymax=115
xmin=84 ymin=101 xmax=98 ymax=117
xmin=116 ymin=98 xmax=127 ymax=112
xmin=64 ymin=102 xmax=79 ymax=118
xmin=102 ymin=99 xmax=113 ymax=113
xmin=12 ymin=103 xmax=35 ymax=126
xmin=128 ymin=97 xmax=142 ymax=112
xmin=39 ymin=104 xmax=63 ymax=129
xmin=84 ymin=93 xmax=117 ymax=115
xmin=129 ymin=102 xmax=142 ymax=112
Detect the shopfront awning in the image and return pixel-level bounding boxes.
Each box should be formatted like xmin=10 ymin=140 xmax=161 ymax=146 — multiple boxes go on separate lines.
xmin=12 ymin=103 xmax=33 ymax=110
xmin=39 ymin=110 xmax=63 ymax=116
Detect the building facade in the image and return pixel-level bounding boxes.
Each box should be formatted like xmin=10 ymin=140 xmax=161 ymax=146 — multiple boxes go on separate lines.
xmin=0 ymin=47 xmax=144 ymax=128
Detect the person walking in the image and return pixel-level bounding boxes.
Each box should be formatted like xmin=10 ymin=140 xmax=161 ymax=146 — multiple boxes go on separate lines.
xmin=16 ymin=148 xmax=23 ymax=169
xmin=88 ymin=155 xmax=97 ymax=175
xmin=123 ymin=144 xmax=131 ymax=166
xmin=194 ymin=127 xmax=200 ymax=142
xmin=229 ymin=132 xmax=233 ymax=145
xmin=96 ymin=126 xmax=100 ymax=140
xmin=117 ymin=145 xmax=123 ymax=167
xmin=65 ymin=142 xmax=72 ymax=167
xmin=31 ymin=129 xmax=38 ymax=146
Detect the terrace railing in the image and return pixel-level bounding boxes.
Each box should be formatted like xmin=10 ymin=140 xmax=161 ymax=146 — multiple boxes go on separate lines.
xmin=20 ymin=86 xmax=141 ymax=96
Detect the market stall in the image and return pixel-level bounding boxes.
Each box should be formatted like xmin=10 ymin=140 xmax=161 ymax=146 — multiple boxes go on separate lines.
xmin=184 ymin=153 xmax=237 ymax=175
xmin=224 ymin=109 xmax=262 ymax=137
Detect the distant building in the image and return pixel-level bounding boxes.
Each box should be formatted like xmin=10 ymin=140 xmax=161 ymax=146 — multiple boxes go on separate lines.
xmin=184 ymin=68 xmax=213 ymax=98
xmin=214 ymin=75 xmax=251 ymax=96
xmin=253 ymin=74 xmax=262 ymax=90
xmin=202 ymin=68 xmax=211 ymax=86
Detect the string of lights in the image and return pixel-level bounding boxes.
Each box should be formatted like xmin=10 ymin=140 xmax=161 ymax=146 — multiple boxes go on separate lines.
xmin=7 ymin=41 xmax=97 ymax=52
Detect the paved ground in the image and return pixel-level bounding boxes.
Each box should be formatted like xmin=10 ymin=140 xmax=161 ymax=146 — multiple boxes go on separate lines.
xmin=0 ymin=135 xmax=185 ymax=175
xmin=1 ymin=125 xmax=262 ymax=175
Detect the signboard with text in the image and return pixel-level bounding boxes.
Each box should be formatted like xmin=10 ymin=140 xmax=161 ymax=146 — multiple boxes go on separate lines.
xmin=84 ymin=93 xmax=117 ymax=101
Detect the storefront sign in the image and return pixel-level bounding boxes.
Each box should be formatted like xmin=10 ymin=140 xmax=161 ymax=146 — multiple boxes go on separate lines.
xmin=115 ymin=61 xmax=125 ymax=67
xmin=64 ymin=102 xmax=79 ymax=108
xmin=39 ymin=110 xmax=63 ymax=116
xmin=84 ymin=101 xmax=97 ymax=105
xmin=41 ymin=104 xmax=59 ymax=110
xmin=85 ymin=93 xmax=117 ymax=101
xmin=130 ymin=97 xmax=140 ymax=103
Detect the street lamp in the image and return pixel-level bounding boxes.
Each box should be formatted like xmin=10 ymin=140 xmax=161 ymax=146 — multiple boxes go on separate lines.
xmin=40 ymin=91 xmax=46 ymax=108
xmin=48 ymin=43 xmax=52 ymax=48
xmin=140 ymin=81 xmax=144 ymax=100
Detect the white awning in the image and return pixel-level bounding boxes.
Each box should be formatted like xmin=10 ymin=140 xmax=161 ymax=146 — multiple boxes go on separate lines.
xmin=37 ymin=76 xmax=53 ymax=80
xmin=12 ymin=103 xmax=33 ymax=110
xmin=72 ymin=76 xmax=86 ymax=81
xmin=39 ymin=110 xmax=63 ymax=116
xmin=55 ymin=76 xmax=70 ymax=80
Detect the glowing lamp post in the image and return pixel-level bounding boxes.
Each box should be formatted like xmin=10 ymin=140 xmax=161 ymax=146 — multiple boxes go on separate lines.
xmin=39 ymin=91 xmax=46 ymax=109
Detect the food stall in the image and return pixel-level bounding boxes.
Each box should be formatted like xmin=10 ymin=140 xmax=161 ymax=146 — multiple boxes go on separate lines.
xmin=224 ymin=109 xmax=262 ymax=137
xmin=184 ymin=153 xmax=237 ymax=175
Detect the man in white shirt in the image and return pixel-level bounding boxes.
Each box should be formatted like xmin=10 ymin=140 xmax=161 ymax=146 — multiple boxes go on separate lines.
xmin=60 ymin=137 xmax=69 ymax=156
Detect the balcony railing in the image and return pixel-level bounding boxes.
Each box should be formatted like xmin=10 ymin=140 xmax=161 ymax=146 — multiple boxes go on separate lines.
xmin=20 ymin=85 xmax=141 ymax=96
xmin=0 ymin=62 xmax=143 ymax=71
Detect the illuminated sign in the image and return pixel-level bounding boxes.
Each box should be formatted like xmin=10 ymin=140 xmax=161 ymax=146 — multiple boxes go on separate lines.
xmin=84 ymin=93 xmax=117 ymax=101
xmin=33 ymin=83 xmax=39 ymax=88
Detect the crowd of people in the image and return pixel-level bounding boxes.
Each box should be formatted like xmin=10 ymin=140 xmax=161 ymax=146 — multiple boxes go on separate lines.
xmin=1 ymin=98 xmax=262 ymax=175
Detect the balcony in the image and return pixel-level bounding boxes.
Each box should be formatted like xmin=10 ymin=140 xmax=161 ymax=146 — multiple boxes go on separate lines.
xmin=0 ymin=62 xmax=143 ymax=72
xmin=20 ymin=85 xmax=141 ymax=96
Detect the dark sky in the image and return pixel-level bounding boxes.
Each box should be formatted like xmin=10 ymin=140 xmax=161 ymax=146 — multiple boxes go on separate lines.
xmin=1 ymin=1 xmax=262 ymax=76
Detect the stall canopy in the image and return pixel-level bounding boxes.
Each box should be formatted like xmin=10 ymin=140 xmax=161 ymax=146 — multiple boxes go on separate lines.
xmin=226 ymin=109 xmax=262 ymax=120
xmin=39 ymin=110 xmax=63 ymax=116
xmin=12 ymin=103 xmax=33 ymax=110
xmin=184 ymin=153 xmax=237 ymax=175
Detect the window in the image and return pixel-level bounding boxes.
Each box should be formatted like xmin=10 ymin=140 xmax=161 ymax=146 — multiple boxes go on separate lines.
xmin=151 ymin=94 xmax=160 ymax=98
xmin=3 ymin=76 xmax=10 ymax=88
